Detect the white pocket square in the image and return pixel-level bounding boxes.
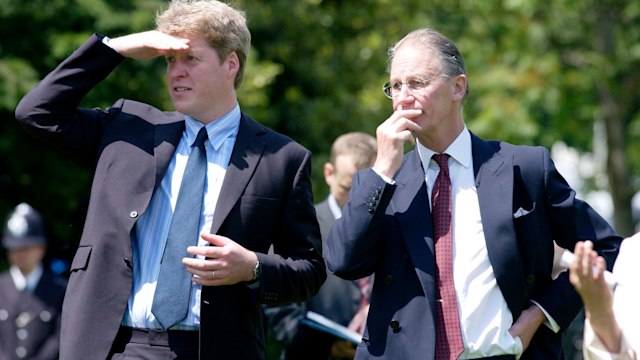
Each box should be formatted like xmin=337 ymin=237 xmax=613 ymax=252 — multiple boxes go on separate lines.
xmin=513 ymin=203 xmax=535 ymax=218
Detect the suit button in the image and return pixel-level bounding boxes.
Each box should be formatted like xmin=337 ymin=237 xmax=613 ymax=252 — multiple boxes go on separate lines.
xmin=16 ymin=312 xmax=31 ymax=327
xmin=389 ymin=319 xmax=400 ymax=329
xmin=129 ymin=211 xmax=138 ymax=218
xmin=384 ymin=275 xmax=394 ymax=285
xmin=16 ymin=346 xmax=27 ymax=358
xmin=526 ymin=274 xmax=535 ymax=284
xmin=39 ymin=311 xmax=52 ymax=322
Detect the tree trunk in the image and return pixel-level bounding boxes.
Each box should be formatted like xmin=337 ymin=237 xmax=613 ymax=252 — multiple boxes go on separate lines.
xmin=595 ymin=1 xmax=635 ymax=236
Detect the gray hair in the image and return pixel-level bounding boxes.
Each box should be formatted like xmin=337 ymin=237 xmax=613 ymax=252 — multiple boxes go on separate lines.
xmin=388 ymin=28 xmax=469 ymax=97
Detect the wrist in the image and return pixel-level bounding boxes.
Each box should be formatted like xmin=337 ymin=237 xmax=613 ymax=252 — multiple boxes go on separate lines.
xmin=251 ymin=257 xmax=261 ymax=281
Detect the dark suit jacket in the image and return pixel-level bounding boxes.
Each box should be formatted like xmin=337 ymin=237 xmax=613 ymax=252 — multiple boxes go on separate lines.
xmin=325 ymin=134 xmax=622 ymax=360
xmin=266 ymin=198 xmax=362 ymax=359
xmin=15 ymin=34 xmax=325 ymax=360
xmin=0 ymin=268 xmax=66 ymax=360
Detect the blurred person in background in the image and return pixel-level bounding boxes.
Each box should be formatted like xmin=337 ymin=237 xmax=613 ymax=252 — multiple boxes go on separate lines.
xmin=0 ymin=203 xmax=66 ymax=360
xmin=569 ymin=238 xmax=639 ymax=359
xmin=266 ymin=132 xmax=377 ymax=360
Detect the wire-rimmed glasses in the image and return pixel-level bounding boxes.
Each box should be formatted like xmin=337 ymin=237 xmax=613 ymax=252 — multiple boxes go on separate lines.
xmin=382 ymin=77 xmax=447 ymax=99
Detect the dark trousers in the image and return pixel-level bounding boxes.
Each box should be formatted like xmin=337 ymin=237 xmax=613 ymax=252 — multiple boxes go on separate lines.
xmin=108 ymin=326 xmax=199 ymax=360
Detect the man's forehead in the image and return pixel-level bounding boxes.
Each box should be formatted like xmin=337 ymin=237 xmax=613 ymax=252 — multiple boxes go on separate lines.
xmin=166 ymin=37 xmax=216 ymax=56
xmin=391 ymin=46 xmax=441 ymax=78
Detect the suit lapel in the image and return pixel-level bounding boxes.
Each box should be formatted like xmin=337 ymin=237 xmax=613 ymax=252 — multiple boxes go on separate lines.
xmin=153 ymin=121 xmax=185 ymax=189
xmin=391 ymin=150 xmax=436 ymax=300
xmin=209 ymin=114 xmax=265 ymax=234
xmin=471 ymin=134 xmax=525 ymax=315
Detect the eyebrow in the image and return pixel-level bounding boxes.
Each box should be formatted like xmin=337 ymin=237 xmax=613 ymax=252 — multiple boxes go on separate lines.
xmin=391 ymin=75 xmax=433 ymax=82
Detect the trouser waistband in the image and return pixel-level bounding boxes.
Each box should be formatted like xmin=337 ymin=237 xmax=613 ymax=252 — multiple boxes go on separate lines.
xmin=117 ymin=326 xmax=199 ymax=347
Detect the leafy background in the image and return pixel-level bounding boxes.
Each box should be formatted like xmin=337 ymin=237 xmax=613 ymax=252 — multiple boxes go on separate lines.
xmin=1 ymin=0 xmax=639 ymax=357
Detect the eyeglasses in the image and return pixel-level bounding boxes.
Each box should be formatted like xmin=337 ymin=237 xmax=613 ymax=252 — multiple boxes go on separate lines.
xmin=382 ymin=77 xmax=446 ymax=99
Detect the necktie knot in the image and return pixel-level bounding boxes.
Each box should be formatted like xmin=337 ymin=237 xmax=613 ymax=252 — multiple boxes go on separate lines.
xmin=194 ymin=126 xmax=208 ymax=149
xmin=432 ymin=153 xmax=450 ymax=174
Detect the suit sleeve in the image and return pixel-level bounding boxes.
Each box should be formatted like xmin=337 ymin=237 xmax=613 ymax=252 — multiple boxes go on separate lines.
xmin=325 ymin=168 xmax=395 ymax=280
xmin=15 ymin=33 xmax=125 ymax=168
xmin=256 ymin=149 xmax=327 ymax=304
xmin=529 ymin=147 xmax=622 ymax=329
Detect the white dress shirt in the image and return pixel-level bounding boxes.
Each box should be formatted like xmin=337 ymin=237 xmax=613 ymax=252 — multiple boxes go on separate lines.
xmin=327 ymin=194 xmax=342 ymax=220
xmin=10 ymin=263 xmax=43 ymax=294
xmin=416 ymin=128 xmax=523 ymax=358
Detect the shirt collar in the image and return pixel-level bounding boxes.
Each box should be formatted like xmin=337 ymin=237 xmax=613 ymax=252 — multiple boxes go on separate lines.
xmin=416 ymin=126 xmax=472 ymax=173
xmin=10 ymin=263 xmax=43 ymax=293
xmin=327 ymin=194 xmax=342 ymax=219
xmin=184 ymin=103 xmax=241 ymax=151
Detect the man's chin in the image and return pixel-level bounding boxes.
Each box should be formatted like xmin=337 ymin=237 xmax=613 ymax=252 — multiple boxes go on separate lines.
xmin=172 ymin=102 xmax=190 ymax=115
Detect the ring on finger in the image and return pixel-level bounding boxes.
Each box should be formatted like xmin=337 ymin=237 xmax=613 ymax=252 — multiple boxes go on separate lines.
xmin=211 ymin=270 xmax=215 ymax=279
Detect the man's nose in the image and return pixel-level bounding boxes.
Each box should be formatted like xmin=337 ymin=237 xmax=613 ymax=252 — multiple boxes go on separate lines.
xmin=168 ymin=62 xmax=187 ymax=77
xmin=395 ymin=86 xmax=415 ymax=105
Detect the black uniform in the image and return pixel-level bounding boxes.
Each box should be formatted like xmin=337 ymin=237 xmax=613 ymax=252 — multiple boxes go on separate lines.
xmin=0 ymin=203 xmax=67 ymax=360
xmin=0 ymin=269 xmax=66 ymax=360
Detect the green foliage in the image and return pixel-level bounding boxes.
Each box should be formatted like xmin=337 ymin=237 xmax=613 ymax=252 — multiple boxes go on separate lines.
xmin=1 ymin=0 xmax=639 ymax=251
xmin=0 ymin=58 xmax=39 ymax=111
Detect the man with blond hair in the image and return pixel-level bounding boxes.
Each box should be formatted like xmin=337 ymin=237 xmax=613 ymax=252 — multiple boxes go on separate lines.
xmin=15 ymin=1 xmax=325 ymax=359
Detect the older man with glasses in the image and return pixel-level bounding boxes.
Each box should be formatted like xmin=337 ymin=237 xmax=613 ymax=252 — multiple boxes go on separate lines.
xmin=325 ymin=28 xmax=621 ymax=360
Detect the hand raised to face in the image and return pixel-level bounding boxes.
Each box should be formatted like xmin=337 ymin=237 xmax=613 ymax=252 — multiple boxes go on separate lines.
xmin=372 ymin=105 xmax=422 ymax=179
xmin=107 ymin=30 xmax=190 ymax=61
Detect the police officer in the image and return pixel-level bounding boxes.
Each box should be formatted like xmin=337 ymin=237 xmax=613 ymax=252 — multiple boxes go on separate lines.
xmin=0 ymin=203 xmax=66 ymax=360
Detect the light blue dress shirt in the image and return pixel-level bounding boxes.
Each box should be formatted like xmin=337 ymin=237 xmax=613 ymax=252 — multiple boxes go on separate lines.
xmin=122 ymin=104 xmax=241 ymax=329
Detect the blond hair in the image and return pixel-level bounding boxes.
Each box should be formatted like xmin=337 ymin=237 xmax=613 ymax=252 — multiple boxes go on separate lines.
xmin=156 ymin=0 xmax=251 ymax=88
xmin=330 ymin=132 xmax=377 ymax=169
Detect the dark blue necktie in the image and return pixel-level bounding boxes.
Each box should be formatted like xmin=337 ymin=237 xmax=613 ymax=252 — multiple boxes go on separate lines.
xmin=152 ymin=126 xmax=208 ymax=329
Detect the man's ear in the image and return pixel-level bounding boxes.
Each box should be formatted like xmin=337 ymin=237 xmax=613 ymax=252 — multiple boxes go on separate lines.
xmin=226 ymin=52 xmax=239 ymax=76
xmin=452 ymin=74 xmax=467 ymax=101
xmin=323 ymin=162 xmax=335 ymax=187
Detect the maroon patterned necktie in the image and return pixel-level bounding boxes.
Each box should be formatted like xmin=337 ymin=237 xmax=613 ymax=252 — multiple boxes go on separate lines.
xmin=431 ymin=154 xmax=464 ymax=360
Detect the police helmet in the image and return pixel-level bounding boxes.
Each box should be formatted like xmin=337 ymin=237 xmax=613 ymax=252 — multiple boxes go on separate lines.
xmin=2 ymin=203 xmax=47 ymax=250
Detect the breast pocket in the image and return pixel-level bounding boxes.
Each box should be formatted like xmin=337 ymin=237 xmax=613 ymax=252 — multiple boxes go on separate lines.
xmin=70 ymin=246 xmax=92 ymax=272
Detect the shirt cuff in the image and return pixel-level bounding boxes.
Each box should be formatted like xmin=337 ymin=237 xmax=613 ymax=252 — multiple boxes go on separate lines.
xmin=372 ymin=167 xmax=395 ymax=185
xmin=530 ymin=300 xmax=561 ymax=333
xmin=101 ymin=35 xmax=115 ymax=50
